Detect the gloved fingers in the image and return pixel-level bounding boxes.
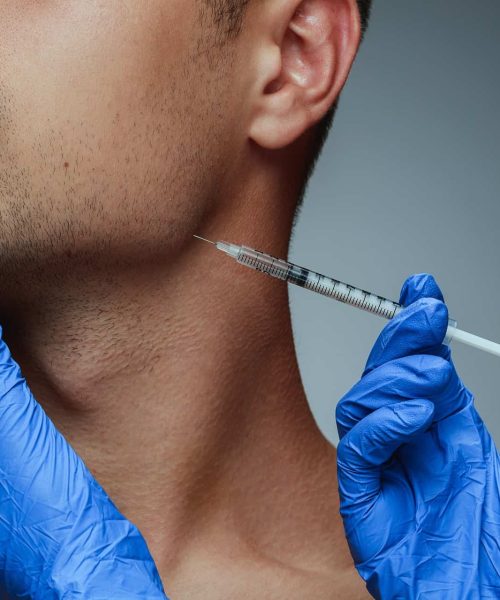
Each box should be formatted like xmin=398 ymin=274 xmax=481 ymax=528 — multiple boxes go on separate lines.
xmin=337 ymin=354 xmax=453 ymax=439
xmin=0 ymin=329 xmax=91 ymax=558
xmin=399 ymin=274 xmax=450 ymax=366
xmin=337 ymin=399 xmax=435 ymax=508
xmin=0 ymin=328 xmax=78 ymax=491
xmin=363 ymin=297 xmax=450 ymax=377
xmin=400 ymin=275 xmax=449 ymax=366
xmin=399 ymin=273 xmax=445 ymax=307
xmin=0 ymin=326 xmax=137 ymax=517
xmin=0 ymin=328 xmax=167 ymax=597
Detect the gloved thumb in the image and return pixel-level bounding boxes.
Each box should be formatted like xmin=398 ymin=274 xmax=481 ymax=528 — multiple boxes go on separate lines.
xmin=337 ymin=400 xmax=435 ymax=511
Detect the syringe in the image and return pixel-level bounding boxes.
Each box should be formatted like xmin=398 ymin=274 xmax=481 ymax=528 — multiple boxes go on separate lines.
xmin=194 ymin=235 xmax=500 ymax=358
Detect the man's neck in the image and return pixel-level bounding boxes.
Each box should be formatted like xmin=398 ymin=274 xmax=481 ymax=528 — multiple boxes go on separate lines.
xmin=2 ymin=222 xmax=360 ymax=594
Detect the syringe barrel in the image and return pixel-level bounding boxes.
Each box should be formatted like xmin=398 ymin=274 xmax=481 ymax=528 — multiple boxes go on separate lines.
xmin=212 ymin=240 xmax=500 ymax=357
xmin=237 ymin=247 xmax=400 ymax=319
xmin=235 ymin=245 xmax=459 ymax=345
xmin=236 ymin=246 xmax=290 ymax=280
xmin=287 ymin=264 xmax=401 ymax=320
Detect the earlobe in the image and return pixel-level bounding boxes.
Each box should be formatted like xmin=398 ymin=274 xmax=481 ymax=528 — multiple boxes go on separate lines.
xmin=249 ymin=0 xmax=361 ymax=150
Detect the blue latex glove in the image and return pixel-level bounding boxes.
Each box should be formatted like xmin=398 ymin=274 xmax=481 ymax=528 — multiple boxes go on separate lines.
xmin=336 ymin=274 xmax=500 ymax=599
xmin=0 ymin=328 xmax=168 ymax=599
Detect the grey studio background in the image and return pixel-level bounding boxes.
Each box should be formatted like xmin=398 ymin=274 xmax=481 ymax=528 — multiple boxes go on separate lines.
xmin=290 ymin=0 xmax=500 ymax=446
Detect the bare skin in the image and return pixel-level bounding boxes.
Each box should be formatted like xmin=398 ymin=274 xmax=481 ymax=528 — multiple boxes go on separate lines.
xmin=0 ymin=0 xmax=369 ymax=597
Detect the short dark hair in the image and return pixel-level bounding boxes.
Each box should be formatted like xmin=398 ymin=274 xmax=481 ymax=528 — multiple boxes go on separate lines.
xmin=202 ymin=0 xmax=373 ymax=219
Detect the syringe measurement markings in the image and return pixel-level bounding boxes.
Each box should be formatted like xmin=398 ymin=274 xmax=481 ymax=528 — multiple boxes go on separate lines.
xmin=310 ymin=274 xmax=331 ymax=296
xmin=238 ymin=245 xmax=393 ymax=315
xmin=240 ymin=254 xmax=290 ymax=281
xmin=329 ymin=283 xmax=394 ymax=317
xmin=307 ymin=277 xmax=340 ymax=300
xmin=241 ymin=253 xmax=400 ymax=320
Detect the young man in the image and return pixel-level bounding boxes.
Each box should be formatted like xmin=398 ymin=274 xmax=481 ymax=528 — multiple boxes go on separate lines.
xmin=0 ymin=1 xmax=373 ymax=596
xmin=3 ymin=1 xmax=498 ymax=599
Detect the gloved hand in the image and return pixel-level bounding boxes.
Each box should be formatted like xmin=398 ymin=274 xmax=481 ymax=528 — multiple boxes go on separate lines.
xmin=336 ymin=274 xmax=500 ymax=599
xmin=0 ymin=327 xmax=168 ymax=599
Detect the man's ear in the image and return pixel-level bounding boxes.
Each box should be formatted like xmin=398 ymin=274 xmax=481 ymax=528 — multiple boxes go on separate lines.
xmin=248 ymin=0 xmax=361 ymax=150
